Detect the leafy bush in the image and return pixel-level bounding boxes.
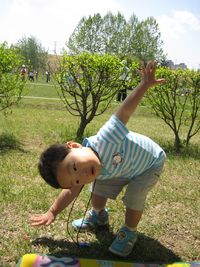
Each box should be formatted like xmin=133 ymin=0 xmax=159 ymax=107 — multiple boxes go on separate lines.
xmin=0 ymin=42 xmax=26 ymax=114
xmin=147 ymin=67 xmax=200 ymax=151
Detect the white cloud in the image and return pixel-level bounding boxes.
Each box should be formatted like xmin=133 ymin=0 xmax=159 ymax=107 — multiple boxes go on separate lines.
xmin=175 ymin=10 xmax=200 ymax=31
xmin=157 ymin=10 xmax=200 ymax=40
xmin=0 ymin=0 xmax=122 ymax=52
xmin=156 ymin=10 xmax=200 ymax=69
xmin=0 ymin=2 xmax=199 ymax=69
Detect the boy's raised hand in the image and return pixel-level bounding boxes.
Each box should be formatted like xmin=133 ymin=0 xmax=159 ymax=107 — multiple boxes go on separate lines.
xmin=140 ymin=61 xmax=165 ymax=88
xmin=115 ymin=60 xmax=165 ymax=126
xmin=30 ymin=211 xmax=55 ymax=227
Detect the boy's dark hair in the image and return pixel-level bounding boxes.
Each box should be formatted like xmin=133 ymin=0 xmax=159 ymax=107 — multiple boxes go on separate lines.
xmin=38 ymin=144 xmax=70 ymax=189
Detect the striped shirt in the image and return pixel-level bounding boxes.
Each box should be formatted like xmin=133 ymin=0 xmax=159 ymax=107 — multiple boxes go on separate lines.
xmin=83 ymin=115 xmax=166 ymax=180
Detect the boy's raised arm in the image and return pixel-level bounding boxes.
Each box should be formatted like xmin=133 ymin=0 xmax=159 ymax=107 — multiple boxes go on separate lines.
xmin=115 ymin=61 xmax=165 ymax=125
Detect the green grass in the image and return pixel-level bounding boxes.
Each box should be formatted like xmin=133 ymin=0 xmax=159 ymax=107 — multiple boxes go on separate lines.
xmin=24 ymin=81 xmax=60 ymax=98
xmin=0 ymin=82 xmax=200 ymax=266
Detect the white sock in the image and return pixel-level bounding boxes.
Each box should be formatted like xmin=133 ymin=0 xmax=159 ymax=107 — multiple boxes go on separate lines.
xmin=93 ymin=208 xmax=105 ymax=214
xmin=124 ymin=224 xmax=137 ymax=232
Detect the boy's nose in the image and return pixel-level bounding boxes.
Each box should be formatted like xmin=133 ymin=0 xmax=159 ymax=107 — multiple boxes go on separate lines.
xmin=82 ymin=168 xmax=91 ymax=177
xmin=83 ymin=169 xmax=89 ymax=176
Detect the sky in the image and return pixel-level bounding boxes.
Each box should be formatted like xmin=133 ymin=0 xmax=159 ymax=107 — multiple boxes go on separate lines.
xmin=0 ymin=0 xmax=200 ymax=69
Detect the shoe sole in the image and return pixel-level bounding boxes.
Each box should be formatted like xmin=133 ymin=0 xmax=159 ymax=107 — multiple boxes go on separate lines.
xmin=108 ymin=235 xmax=137 ymax=257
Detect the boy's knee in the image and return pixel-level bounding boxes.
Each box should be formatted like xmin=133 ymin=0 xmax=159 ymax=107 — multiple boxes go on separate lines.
xmin=122 ymin=163 xmax=164 ymax=210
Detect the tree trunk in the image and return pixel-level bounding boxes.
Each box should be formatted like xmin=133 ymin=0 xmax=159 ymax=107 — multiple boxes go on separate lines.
xmin=174 ymin=134 xmax=182 ymax=152
xmin=76 ymin=118 xmax=87 ymax=141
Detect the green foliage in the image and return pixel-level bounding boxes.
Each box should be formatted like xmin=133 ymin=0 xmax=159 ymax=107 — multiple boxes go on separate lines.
xmin=0 ymin=42 xmax=26 ymax=113
xmin=102 ymin=12 xmax=128 ymax=55
xmin=16 ymin=36 xmax=48 ymax=71
xmin=67 ymin=12 xmax=165 ymax=63
xmin=128 ymin=16 xmax=164 ymax=63
xmin=67 ymin=13 xmax=104 ymax=54
xmin=147 ymin=67 xmax=200 ymax=151
xmin=126 ymin=60 xmax=140 ymax=88
xmin=56 ymin=53 xmax=125 ymax=138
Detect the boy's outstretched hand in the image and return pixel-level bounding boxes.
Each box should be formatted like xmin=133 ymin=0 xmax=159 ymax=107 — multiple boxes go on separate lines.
xmin=30 ymin=211 xmax=55 ymax=227
xmin=30 ymin=188 xmax=82 ymax=227
xmin=140 ymin=61 xmax=165 ymax=88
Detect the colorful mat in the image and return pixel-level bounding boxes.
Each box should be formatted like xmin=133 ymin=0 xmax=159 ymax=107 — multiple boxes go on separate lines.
xmin=17 ymin=254 xmax=200 ymax=267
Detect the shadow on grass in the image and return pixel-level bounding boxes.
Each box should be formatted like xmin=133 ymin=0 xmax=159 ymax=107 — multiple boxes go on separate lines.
xmin=32 ymin=229 xmax=182 ymax=263
xmin=161 ymin=142 xmax=200 ymax=160
xmin=0 ymin=132 xmax=26 ymax=154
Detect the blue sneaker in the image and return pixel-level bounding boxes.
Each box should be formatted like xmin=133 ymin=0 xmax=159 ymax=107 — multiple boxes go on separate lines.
xmin=72 ymin=209 xmax=109 ymax=231
xmin=109 ymin=226 xmax=138 ymax=257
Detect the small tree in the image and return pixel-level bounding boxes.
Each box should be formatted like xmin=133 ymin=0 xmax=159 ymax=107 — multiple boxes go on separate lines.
xmin=147 ymin=67 xmax=200 ymax=151
xmin=185 ymin=70 xmax=200 ymax=145
xmin=56 ymin=53 xmax=126 ymax=139
xmin=0 ymin=42 xmax=26 ymax=114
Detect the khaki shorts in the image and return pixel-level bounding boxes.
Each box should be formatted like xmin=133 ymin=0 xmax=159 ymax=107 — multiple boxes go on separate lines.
xmin=91 ymin=163 xmax=164 ymax=211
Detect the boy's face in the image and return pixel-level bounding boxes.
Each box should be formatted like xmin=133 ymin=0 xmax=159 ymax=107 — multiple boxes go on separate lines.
xmin=56 ymin=142 xmax=102 ymax=188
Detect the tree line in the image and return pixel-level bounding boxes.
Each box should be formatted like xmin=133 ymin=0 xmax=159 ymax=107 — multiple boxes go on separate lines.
xmin=1 ymin=12 xmax=166 ymax=71
xmin=0 ymin=12 xmax=199 ymax=152
xmin=67 ymin=12 xmax=165 ymax=63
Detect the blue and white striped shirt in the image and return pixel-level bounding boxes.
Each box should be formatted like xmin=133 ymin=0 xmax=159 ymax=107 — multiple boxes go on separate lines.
xmin=83 ymin=115 xmax=166 ymax=180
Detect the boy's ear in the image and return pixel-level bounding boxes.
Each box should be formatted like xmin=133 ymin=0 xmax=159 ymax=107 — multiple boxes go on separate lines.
xmin=66 ymin=141 xmax=82 ymax=149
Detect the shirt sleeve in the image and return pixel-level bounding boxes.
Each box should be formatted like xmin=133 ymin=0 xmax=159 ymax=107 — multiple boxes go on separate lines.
xmin=96 ymin=115 xmax=129 ymax=144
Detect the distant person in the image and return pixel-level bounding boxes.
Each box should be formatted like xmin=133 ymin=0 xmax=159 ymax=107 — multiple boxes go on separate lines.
xmin=28 ymin=71 xmax=34 ymax=81
xmin=30 ymin=61 xmax=166 ymax=257
xmin=35 ymin=71 xmax=38 ymax=81
xmin=21 ymin=65 xmax=26 ymax=80
xmin=46 ymin=71 xmax=50 ymax=83
xmin=117 ymin=64 xmax=129 ymax=102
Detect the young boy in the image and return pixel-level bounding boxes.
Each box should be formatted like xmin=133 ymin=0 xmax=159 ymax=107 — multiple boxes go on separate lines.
xmin=31 ymin=61 xmax=166 ymax=257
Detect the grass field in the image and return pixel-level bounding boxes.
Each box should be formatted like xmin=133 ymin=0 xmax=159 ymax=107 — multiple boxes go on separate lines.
xmin=0 ymin=82 xmax=200 ymax=266
xmin=23 ymin=81 xmax=60 ymax=98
